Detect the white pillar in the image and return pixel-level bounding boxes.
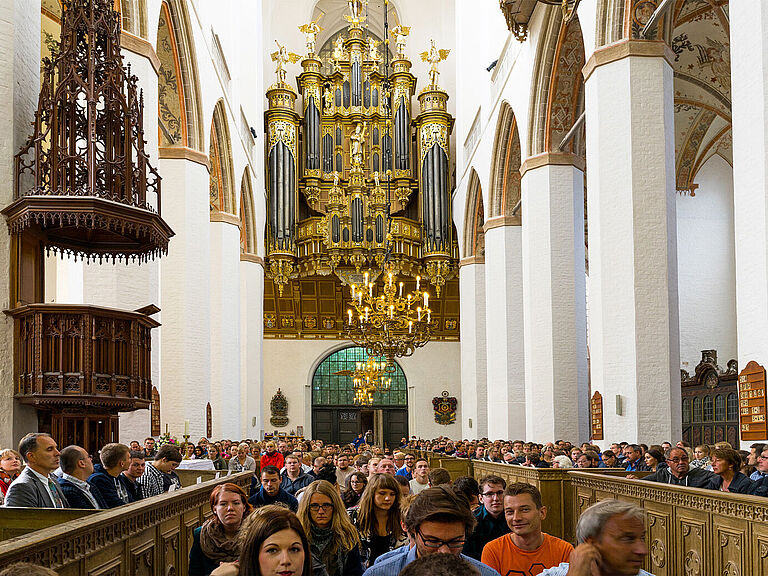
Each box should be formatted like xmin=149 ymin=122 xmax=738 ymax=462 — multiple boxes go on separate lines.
xmin=240 ymin=256 xmax=264 ymax=439
xmin=0 ymin=0 xmax=40 ymax=446
xmin=210 ymin=219 xmax=241 ymax=439
xmin=731 ymin=1 xmax=768 ymax=406
xmin=584 ymin=41 xmax=681 ymax=445
xmin=158 ymin=157 xmax=211 ymax=440
xmin=521 ymin=156 xmax=588 ymax=443
xmin=459 ymin=260 xmax=487 ymax=438
xmin=484 ymin=220 xmax=525 ymax=440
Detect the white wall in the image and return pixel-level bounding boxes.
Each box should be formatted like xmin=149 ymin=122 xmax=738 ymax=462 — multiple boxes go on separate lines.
xmin=677 ymin=155 xmax=737 ymax=371
xmin=263 ymin=339 xmax=461 ymax=440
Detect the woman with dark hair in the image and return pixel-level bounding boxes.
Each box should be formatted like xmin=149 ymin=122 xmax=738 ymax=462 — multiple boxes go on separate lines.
xmin=297 ymin=480 xmax=364 ymax=576
xmin=189 ymin=483 xmax=252 ymax=576
xmin=210 ymin=505 xmax=313 ymax=576
xmin=342 ymin=472 xmax=367 ymax=508
xmin=643 ymin=449 xmax=665 ymax=472
xmin=347 ymin=473 xmax=407 ymax=566
xmin=708 ymin=447 xmax=756 ymax=494
xmin=207 ymin=444 xmax=227 ymax=471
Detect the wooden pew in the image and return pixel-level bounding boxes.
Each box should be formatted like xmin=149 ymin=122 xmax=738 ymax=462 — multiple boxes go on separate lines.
xmin=0 ymin=471 xmax=252 ymax=574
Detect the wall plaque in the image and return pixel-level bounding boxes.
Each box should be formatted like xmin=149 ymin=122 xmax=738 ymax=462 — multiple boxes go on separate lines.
xmin=591 ymin=391 xmax=604 ymax=440
xmin=739 ymin=361 xmax=767 ymax=441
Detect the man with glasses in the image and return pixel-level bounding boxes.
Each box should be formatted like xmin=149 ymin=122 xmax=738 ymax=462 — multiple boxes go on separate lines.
xmin=362 ymin=486 xmax=500 ymax=575
xmin=751 ymin=447 xmax=768 ymax=484
xmin=462 ymin=475 xmax=510 ymax=560
xmin=634 ymin=447 xmax=713 ymax=487
xmin=397 ymin=453 xmax=416 ymax=480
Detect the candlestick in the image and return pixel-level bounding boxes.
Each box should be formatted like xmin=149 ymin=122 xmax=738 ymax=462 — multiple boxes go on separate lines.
xmin=416 ymin=276 xmax=420 ymax=290
xmin=424 ymin=292 xmax=429 ymax=308
xmin=389 ymin=305 xmax=394 ymax=319
xmin=351 ymin=284 xmax=356 ymax=298
xmin=348 ymin=309 xmax=353 ymax=324
xmin=364 ymin=272 xmax=369 ymax=286
xmin=409 ymin=320 xmax=413 ymax=333
xmin=399 ymin=282 xmax=403 ymax=297
xmin=388 ymin=273 xmax=393 ymax=287
xmin=417 ymin=307 xmax=422 ymax=321
xmin=184 ymin=419 xmax=189 ymax=436
xmin=369 ymin=284 xmax=373 ymax=297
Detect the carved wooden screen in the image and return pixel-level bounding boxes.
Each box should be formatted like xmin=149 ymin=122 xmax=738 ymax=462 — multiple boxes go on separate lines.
xmin=151 ymin=387 xmax=161 ymax=436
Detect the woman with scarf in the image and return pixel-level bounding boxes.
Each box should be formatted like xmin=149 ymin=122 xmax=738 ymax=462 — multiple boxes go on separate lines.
xmin=297 ymin=480 xmax=364 ymax=576
xmin=189 ymin=483 xmax=252 ymax=576
xmin=0 ymin=449 xmax=23 ymax=505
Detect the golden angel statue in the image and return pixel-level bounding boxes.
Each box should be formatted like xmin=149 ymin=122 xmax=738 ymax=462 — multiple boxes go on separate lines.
xmin=345 ymin=0 xmax=367 ymax=24
xmin=271 ymin=40 xmax=301 ymax=84
xmin=350 ymin=122 xmax=368 ymax=167
xmin=298 ymin=20 xmax=323 ymax=56
xmin=420 ymin=39 xmax=450 ymax=87
xmin=332 ymin=36 xmax=346 ymax=62
xmin=391 ymin=25 xmax=410 ymax=57
xmin=367 ymin=37 xmax=380 ymax=61
xmin=323 ymin=85 xmax=334 ymax=112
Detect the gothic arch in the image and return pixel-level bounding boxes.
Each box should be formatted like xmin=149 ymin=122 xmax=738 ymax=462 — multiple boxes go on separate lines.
xmin=462 ymin=169 xmax=485 ymax=259
xmin=209 ymin=100 xmax=236 ymax=214
xmin=489 ymin=102 xmax=522 ymax=219
xmin=156 ymin=0 xmax=204 ymax=150
xmin=240 ymin=168 xmax=257 ymax=254
xmin=311 ymin=0 xmax=401 ymax=55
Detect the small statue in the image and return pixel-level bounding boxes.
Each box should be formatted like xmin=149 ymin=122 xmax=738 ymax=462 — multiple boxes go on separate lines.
xmin=420 ymin=39 xmax=451 ymax=88
xmin=373 ymin=171 xmax=380 ymax=188
xmin=391 ymin=25 xmax=410 ymax=58
xmin=350 ymin=122 xmax=368 ymax=167
xmin=323 ymin=85 xmax=334 ymax=112
xmin=332 ymin=36 xmax=346 ymax=62
xmin=333 ymin=171 xmax=340 ymax=187
xmin=298 ymin=19 xmax=323 ymax=56
xmin=270 ymin=40 xmax=301 ymax=84
xmin=367 ymin=37 xmax=380 ymax=61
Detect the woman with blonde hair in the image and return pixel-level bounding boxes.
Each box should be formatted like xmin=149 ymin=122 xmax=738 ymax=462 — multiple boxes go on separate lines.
xmin=0 ymin=448 xmax=23 ymax=505
xmin=297 ymin=480 xmax=364 ymax=576
xmin=228 ymin=443 xmax=256 ymax=472
xmin=347 ymin=473 xmax=407 ymax=566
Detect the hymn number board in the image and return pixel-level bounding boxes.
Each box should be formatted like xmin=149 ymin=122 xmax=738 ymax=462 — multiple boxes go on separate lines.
xmin=591 ymin=391 xmax=604 ymax=440
xmin=739 ymin=361 xmax=767 ymax=441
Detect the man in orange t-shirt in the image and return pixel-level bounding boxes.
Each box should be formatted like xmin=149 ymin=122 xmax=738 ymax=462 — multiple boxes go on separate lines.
xmin=481 ymin=483 xmax=573 ymax=576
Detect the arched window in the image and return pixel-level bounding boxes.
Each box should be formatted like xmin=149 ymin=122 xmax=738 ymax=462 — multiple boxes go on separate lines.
xmin=727 ymin=393 xmax=738 ymax=421
xmin=312 ymin=347 xmax=407 ymax=406
xmin=682 ymin=398 xmax=691 ymax=424
xmin=714 ymin=395 xmax=725 ymax=422
xmin=693 ymin=397 xmax=702 ymax=423
xmin=703 ymin=396 xmax=713 ymax=422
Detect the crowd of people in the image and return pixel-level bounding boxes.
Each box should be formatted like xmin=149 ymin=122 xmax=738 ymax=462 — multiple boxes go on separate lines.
xmin=1 ymin=432 xmax=767 ymax=576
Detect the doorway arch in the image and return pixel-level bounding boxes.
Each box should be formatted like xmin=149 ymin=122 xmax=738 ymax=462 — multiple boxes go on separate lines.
xmin=311 ymin=346 xmax=408 ymax=448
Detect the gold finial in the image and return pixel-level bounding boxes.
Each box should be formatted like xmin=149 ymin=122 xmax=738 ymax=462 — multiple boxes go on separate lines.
xmin=270 ymin=40 xmax=301 ymax=85
xmin=344 ymin=0 xmax=367 ymax=25
xmin=298 ymin=18 xmax=323 ymax=56
xmin=420 ymin=39 xmax=450 ymax=88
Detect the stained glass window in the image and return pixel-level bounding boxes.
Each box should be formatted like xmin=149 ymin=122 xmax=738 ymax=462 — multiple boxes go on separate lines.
xmin=312 ymin=346 xmax=407 ymax=406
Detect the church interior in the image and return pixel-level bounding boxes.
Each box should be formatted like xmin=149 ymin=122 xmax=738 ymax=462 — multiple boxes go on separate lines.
xmin=0 ymin=0 xmax=767 ymax=573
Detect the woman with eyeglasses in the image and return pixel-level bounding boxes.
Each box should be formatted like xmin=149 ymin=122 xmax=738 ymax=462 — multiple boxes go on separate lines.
xmin=342 ymin=472 xmax=367 ymax=508
xmin=347 ymin=473 xmax=407 ymax=566
xmin=297 ymin=480 xmax=364 ymax=576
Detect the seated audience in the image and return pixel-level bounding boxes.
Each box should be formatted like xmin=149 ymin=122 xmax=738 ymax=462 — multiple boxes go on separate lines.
xmin=623 ymin=445 xmax=649 ymax=472
xmin=57 ymin=445 xmax=107 ymax=509
xmin=249 ymin=465 xmax=298 ymax=511
xmin=88 ymin=443 xmax=131 ymax=508
xmin=708 ymin=447 xmax=755 ymax=494
xmin=575 ymin=452 xmax=599 ymax=469
xmin=137 ymin=444 xmax=182 ymax=497
xmin=551 ymin=455 xmax=573 ymax=469
xmin=690 ymin=444 xmax=712 ymax=470
xmin=462 ymin=475 xmax=510 ymax=561
xmin=336 ymin=453 xmax=355 ymax=488
xmin=0 ymin=448 xmax=23 ymax=505
xmin=297 ymin=480 xmax=364 ymax=576
xmin=228 ymin=443 xmax=256 ymax=472
xmin=189 ymin=483 xmax=252 ymax=576
xmin=399 ymin=553 xmax=480 ymax=576
xmin=452 ymin=476 xmax=480 ymax=512
xmin=482 ymin=483 xmax=573 ymax=576
xmin=752 ymin=446 xmax=768 ymax=489
xmin=260 ymin=441 xmax=284 ymax=470
xmin=361 ymin=485 xmax=498 ymax=576
xmin=396 ymin=453 xmax=415 ymax=480
xmin=377 ymin=457 xmax=396 ymax=475
xmin=409 ymin=458 xmax=430 ymax=494
xmin=540 ymin=500 xmax=651 ymax=576
xmin=121 ymin=451 xmax=145 ymax=502
xmin=206 ymin=445 xmax=227 ymax=471
xmin=644 ymin=449 xmax=665 ymax=473
xmin=343 ymin=471 xmax=368 ymax=508
xmin=600 ymin=450 xmax=618 ymax=468
xmin=210 ymin=505 xmax=313 ymax=576
xmin=281 ymin=453 xmax=313 ymax=496
xmin=348 ymin=473 xmax=407 ymax=566
xmin=143 ymin=437 xmax=157 ymax=459
xmin=4 ymin=433 xmax=68 ymax=508
xmin=637 ymin=447 xmax=713 ymax=487
xmin=427 ymin=467 xmax=451 ymax=487
xmin=394 ymin=474 xmax=411 ymax=497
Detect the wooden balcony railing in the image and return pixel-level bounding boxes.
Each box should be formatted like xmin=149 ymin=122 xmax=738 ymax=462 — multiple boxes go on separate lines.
xmin=7 ymin=303 xmax=159 ymax=411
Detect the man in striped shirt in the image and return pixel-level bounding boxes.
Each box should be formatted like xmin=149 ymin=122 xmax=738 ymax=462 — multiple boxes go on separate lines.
xmin=137 ymin=445 xmax=182 ymax=497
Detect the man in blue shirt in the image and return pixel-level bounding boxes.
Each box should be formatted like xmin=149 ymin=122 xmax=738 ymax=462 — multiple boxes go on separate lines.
xmin=362 ymin=485 xmax=499 ymax=576
xmin=248 ymin=465 xmax=298 ymax=512
xmin=396 ymin=453 xmax=415 ymax=480
xmin=622 ymin=445 xmax=649 ymax=472
xmin=750 ymin=446 xmax=768 ymax=481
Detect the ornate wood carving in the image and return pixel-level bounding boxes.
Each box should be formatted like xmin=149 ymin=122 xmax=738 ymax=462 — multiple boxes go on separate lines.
xmin=151 ymin=387 xmax=161 ymax=436
xmin=7 ymin=0 xmax=173 ymax=263
xmin=739 ymin=361 xmax=767 ymax=441
xmin=590 ymin=391 xmax=604 ymax=440
xmin=206 ymin=402 xmax=212 ymax=438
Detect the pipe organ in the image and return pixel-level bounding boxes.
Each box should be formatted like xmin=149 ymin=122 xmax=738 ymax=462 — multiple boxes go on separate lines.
xmin=265 ymin=19 xmax=457 ymax=298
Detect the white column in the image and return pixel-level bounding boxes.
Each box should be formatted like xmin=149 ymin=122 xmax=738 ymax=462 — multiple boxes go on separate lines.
xmin=0 ymin=0 xmax=40 ymax=446
xmin=459 ymin=260 xmax=487 ymax=438
xmin=210 ymin=219 xmax=241 ymax=439
xmin=521 ymin=156 xmax=588 ymax=443
xmin=240 ymin=256 xmax=264 ymax=439
xmin=731 ymin=1 xmax=768 ymax=410
xmin=484 ymin=221 xmax=525 ymax=440
xmin=584 ymin=41 xmax=681 ymax=445
xmin=158 ymin=157 xmax=211 ymax=439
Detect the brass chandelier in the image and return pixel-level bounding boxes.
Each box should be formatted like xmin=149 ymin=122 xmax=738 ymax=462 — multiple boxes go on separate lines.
xmin=345 ymin=267 xmax=432 ymax=369
xmin=334 ymin=356 xmax=391 ymax=406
